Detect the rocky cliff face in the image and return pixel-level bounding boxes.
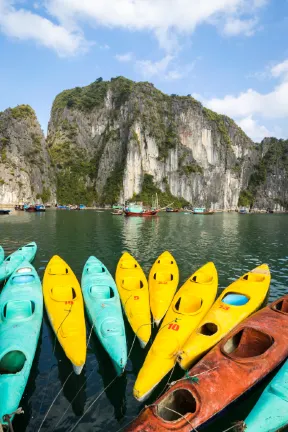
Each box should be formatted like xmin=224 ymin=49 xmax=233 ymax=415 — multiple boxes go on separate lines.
xmin=0 ymin=105 xmax=56 ymax=204
xmin=48 ymin=77 xmax=258 ymax=209
xmin=239 ymin=138 xmax=288 ymax=210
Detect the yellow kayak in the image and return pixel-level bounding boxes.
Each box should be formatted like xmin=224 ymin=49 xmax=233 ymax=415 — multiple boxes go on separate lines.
xmin=43 ymin=255 xmax=86 ymax=374
xmin=149 ymin=251 xmax=179 ymax=326
xmin=115 ymin=252 xmax=151 ymax=348
xmin=133 ymin=262 xmax=218 ymax=401
xmin=178 ymin=264 xmax=271 ymax=370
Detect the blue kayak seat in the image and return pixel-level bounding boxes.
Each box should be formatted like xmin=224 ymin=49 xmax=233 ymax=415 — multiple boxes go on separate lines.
xmin=12 ymin=275 xmax=35 ymax=285
xmin=0 ymin=351 xmax=26 ymax=374
xmin=100 ymin=318 xmax=124 ymax=338
xmin=4 ymin=300 xmax=33 ymax=320
xmin=89 ymin=285 xmax=110 ymax=299
xmin=222 ymin=293 xmax=249 ymax=306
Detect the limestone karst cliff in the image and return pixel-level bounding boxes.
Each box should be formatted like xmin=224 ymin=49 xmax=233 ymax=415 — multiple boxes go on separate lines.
xmin=47 ymin=77 xmax=258 ymax=209
xmin=0 ymin=78 xmax=287 ymax=210
xmin=0 ymin=105 xmax=56 ymax=205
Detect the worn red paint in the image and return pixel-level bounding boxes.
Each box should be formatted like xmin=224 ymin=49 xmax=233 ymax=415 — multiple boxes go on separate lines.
xmin=126 ymin=295 xmax=288 ymax=432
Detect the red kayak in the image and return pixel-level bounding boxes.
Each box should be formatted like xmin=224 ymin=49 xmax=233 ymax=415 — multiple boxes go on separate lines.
xmin=124 ymin=210 xmax=158 ymax=217
xmin=126 ymin=295 xmax=288 ymax=432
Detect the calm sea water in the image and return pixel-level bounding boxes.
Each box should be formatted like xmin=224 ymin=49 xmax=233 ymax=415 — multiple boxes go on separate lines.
xmin=1 ymin=210 xmax=288 ymax=432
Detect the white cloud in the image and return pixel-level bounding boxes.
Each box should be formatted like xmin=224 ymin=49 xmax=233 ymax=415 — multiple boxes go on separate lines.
xmin=237 ymin=116 xmax=271 ymax=141
xmin=203 ymin=58 xmax=288 ymax=141
xmin=0 ymin=0 xmax=88 ymax=56
xmin=271 ymin=59 xmax=288 ymax=78
xmin=223 ymin=18 xmax=258 ymax=37
xmin=46 ymin=0 xmax=268 ymax=52
xmin=136 ymin=55 xmax=174 ymax=78
xmin=115 ymin=52 xmax=133 ymax=62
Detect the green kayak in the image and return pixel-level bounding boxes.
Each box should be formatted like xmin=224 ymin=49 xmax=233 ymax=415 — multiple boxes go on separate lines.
xmin=0 ymin=242 xmax=37 ymax=283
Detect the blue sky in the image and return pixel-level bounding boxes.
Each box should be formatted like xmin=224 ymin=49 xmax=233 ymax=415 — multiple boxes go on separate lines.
xmin=0 ymin=0 xmax=287 ymax=141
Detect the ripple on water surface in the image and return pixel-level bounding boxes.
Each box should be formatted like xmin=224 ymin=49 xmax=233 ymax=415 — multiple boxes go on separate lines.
xmin=0 ymin=210 xmax=288 ymax=431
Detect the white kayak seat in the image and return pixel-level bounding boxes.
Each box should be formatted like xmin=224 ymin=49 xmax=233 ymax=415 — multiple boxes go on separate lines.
xmin=16 ymin=267 xmax=32 ymax=274
xmin=100 ymin=318 xmax=124 ymax=338
xmin=4 ymin=300 xmax=34 ymax=320
xmin=89 ymin=284 xmax=111 ymax=299
xmin=0 ymin=351 xmax=27 ymax=374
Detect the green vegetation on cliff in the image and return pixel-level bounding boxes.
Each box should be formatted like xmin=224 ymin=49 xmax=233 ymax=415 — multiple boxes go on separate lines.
xmin=133 ymin=174 xmax=189 ymax=208
xmin=10 ymin=105 xmax=36 ymax=120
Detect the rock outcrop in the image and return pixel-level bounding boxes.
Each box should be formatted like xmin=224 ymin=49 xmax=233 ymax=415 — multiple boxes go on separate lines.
xmin=0 ymin=105 xmax=56 ymax=204
xmin=0 ymin=78 xmax=287 ymax=210
xmin=47 ymin=77 xmax=258 ymax=209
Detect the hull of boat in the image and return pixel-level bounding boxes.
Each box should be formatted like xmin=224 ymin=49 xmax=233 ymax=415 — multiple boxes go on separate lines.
xmin=0 ymin=262 xmax=43 ymax=427
xmin=193 ymin=211 xmax=214 ymax=215
xmin=149 ymin=251 xmax=179 ymax=325
xmin=0 ymin=242 xmax=37 ymax=283
xmin=244 ymin=312 xmax=288 ymax=432
xmin=81 ymin=256 xmax=127 ymax=375
xmin=115 ymin=252 xmax=151 ymax=348
xmin=133 ymin=262 xmax=218 ymax=402
xmin=0 ymin=210 xmax=10 ymax=215
xmin=25 ymin=207 xmax=36 ymax=212
xmin=127 ymin=294 xmax=288 ymax=432
xmin=124 ymin=211 xmax=158 ymax=216
xmin=0 ymin=246 xmax=4 ymax=265
xmin=43 ymin=256 xmax=86 ymax=373
xmin=179 ymin=264 xmax=271 ymax=370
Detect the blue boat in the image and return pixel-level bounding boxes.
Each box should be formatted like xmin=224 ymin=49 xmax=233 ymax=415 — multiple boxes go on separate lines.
xmin=79 ymin=204 xmax=86 ymax=209
xmin=0 ymin=247 xmax=4 ymax=265
xmin=81 ymin=256 xmax=127 ymax=375
xmin=35 ymin=204 xmax=45 ymax=212
xmin=244 ymin=358 xmax=288 ymax=431
xmin=0 ymin=242 xmax=37 ymax=283
xmin=0 ymin=209 xmax=10 ymax=215
xmin=0 ymin=261 xmax=43 ymax=427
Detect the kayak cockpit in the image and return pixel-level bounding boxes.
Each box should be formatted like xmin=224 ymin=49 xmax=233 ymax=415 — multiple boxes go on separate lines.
xmin=12 ymin=275 xmax=35 ymax=285
xmin=190 ymin=272 xmax=213 ymax=284
xmin=174 ymin=294 xmax=202 ymax=314
xmin=121 ymin=260 xmax=138 ymax=269
xmin=222 ymin=328 xmax=274 ymax=360
xmin=3 ymin=300 xmax=35 ymax=320
xmin=198 ymin=322 xmax=218 ymax=336
xmin=89 ymin=285 xmax=115 ymax=299
xmin=50 ymin=286 xmax=77 ymax=301
xmin=0 ymin=351 xmax=26 ymax=374
xmin=121 ymin=277 xmax=144 ymax=290
xmin=153 ymin=272 xmax=174 ymax=282
xmin=86 ymin=265 xmax=105 ymax=274
xmin=100 ymin=318 xmax=124 ymax=337
xmin=222 ymin=293 xmax=249 ymax=306
xmin=272 ymin=298 xmax=288 ymax=314
xmin=157 ymin=389 xmax=197 ymax=421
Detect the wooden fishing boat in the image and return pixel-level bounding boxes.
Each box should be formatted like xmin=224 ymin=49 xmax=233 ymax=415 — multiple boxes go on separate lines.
xmin=111 ymin=210 xmax=123 ymax=215
xmin=35 ymin=204 xmax=45 ymax=212
xmin=126 ymin=294 xmax=288 ymax=432
xmin=124 ymin=210 xmax=158 ymax=216
xmin=166 ymin=208 xmax=179 ymax=213
xmin=0 ymin=209 xmax=10 ymax=215
xmin=0 ymin=262 xmax=43 ymax=428
xmin=179 ymin=264 xmax=271 ymax=370
xmin=25 ymin=205 xmax=36 ymax=212
xmin=193 ymin=207 xmax=214 ymax=215
xmin=133 ymin=262 xmax=218 ymax=402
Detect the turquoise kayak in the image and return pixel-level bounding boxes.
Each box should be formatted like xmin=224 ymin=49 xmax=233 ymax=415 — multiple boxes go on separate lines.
xmin=81 ymin=256 xmax=127 ymax=374
xmin=0 ymin=261 xmax=43 ymax=426
xmin=0 ymin=242 xmax=37 ymax=283
xmin=244 ymin=358 xmax=288 ymax=431
xmin=0 ymin=247 xmax=4 ymax=265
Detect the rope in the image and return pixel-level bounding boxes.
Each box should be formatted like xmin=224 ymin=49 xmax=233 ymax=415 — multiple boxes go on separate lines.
xmin=36 ymin=371 xmax=73 ymax=432
xmin=68 ymin=374 xmax=119 ymax=432
xmin=37 ymin=303 xmax=74 ymax=426
xmin=1 ymin=408 xmax=24 ymax=432
xmin=169 ymin=366 xmax=219 ymax=387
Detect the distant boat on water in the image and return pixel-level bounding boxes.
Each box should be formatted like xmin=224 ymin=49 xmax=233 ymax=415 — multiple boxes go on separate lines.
xmin=239 ymin=207 xmax=248 ymax=214
xmin=0 ymin=209 xmax=10 ymax=215
xmin=193 ymin=207 xmax=214 ymax=215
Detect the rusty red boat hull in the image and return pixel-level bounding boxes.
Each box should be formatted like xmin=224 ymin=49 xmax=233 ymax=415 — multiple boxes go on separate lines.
xmin=126 ymin=295 xmax=288 ymax=432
